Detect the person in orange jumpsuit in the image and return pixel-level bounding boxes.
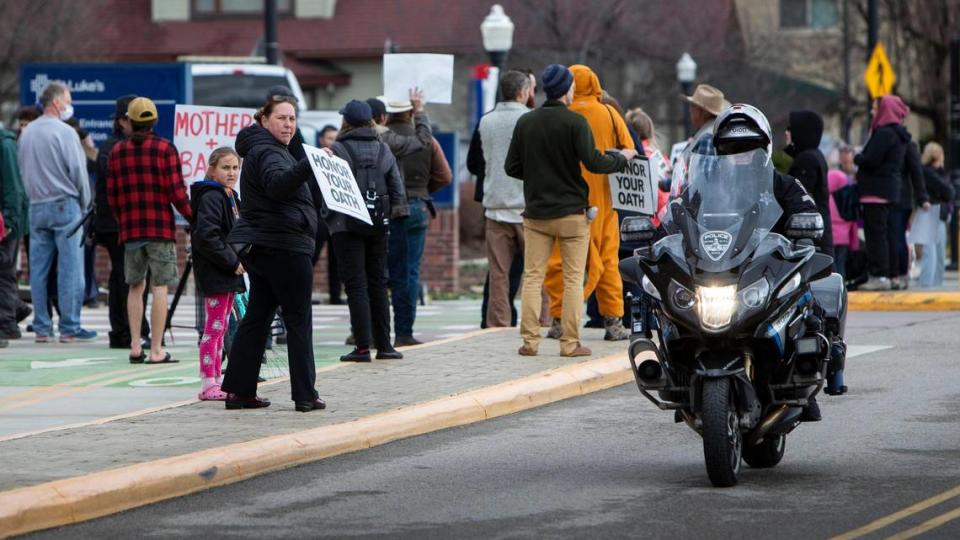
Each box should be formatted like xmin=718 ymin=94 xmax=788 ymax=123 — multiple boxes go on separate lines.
xmin=544 ymin=65 xmax=634 ymax=341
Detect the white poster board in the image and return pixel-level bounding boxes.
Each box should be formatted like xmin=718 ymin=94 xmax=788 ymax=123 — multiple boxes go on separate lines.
xmin=609 ymin=157 xmax=657 ymax=216
xmin=303 ymin=143 xmax=372 ymax=225
xmin=173 ymin=104 xmax=255 ymax=184
xmin=383 ymin=53 xmax=454 ymax=104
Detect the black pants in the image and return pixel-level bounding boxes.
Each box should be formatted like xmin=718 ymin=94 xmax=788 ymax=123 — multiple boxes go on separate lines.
xmin=862 ymin=203 xmax=891 ymax=278
xmin=98 ymin=233 xmax=149 ymax=346
xmin=333 ymin=230 xmax=391 ymax=350
xmin=316 ymin=227 xmax=343 ymax=304
xmin=834 ymin=244 xmax=849 ymax=280
xmin=889 ymin=207 xmax=911 ymax=277
xmin=222 ymin=246 xmax=317 ymax=402
xmin=0 ymin=235 xmax=23 ymax=333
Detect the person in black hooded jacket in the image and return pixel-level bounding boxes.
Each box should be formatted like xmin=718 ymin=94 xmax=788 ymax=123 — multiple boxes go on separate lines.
xmin=854 ymin=96 xmax=929 ymax=290
xmin=785 ymin=110 xmax=834 ymax=260
xmin=326 ymin=101 xmax=409 ymax=362
xmin=190 ymin=147 xmax=246 ymax=401
xmin=221 ymin=97 xmax=326 ymax=413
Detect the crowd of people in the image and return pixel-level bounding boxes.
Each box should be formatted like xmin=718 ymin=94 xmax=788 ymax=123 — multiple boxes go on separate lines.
xmin=0 ymin=64 xmax=956 ymax=409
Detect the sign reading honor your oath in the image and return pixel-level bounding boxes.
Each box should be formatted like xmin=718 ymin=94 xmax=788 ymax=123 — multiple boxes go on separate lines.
xmin=303 ymin=143 xmax=373 ymax=225
xmin=609 ymin=156 xmax=657 ymax=216
xmin=174 ymin=104 xmax=255 ymax=184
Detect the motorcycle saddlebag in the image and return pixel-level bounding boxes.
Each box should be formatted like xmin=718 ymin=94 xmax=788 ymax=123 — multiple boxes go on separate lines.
xmin=809 ymin=272 xmax=846 ymax=337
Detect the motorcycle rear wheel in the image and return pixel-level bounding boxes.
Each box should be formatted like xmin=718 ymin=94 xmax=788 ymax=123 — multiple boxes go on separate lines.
xmin=743 ymin=434 xmax=786 ymax=468
xmin=701 ymin=378 xmax=742 ymax=487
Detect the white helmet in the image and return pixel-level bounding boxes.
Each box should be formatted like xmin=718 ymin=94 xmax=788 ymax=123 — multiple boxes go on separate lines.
xmin=713 ymin=103 xmax=773 ymax=160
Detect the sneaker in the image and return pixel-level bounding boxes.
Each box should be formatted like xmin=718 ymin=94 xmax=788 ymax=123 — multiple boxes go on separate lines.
xmin=0 ymin=327 xmax=22 ymax=340
xmin=858 ymin=276 xmax=891 ymax=291
xmin=59 ymin=329 xmax=98 ymax=343
xmin=603 ymin=317 xmax=630 ymax=341
xmin=560 ymin=343 xmax=592 ymax=357
xmin=35 ymin=334 xmax=54 ymax=343
xmin=546 ymin=318 xmax=562 ymax=340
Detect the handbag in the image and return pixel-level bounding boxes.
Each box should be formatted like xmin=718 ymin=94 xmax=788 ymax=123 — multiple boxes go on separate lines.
xmin=832 ymin=182 xmax=860 ymax=222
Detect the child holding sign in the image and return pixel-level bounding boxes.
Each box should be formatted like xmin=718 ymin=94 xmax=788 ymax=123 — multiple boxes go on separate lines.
xmin=190 ymin=147 xmax=246 ymax=401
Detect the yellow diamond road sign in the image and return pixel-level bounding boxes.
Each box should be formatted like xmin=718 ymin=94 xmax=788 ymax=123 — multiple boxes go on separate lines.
xmin=865 ymin=42 xmax=896 ymax=99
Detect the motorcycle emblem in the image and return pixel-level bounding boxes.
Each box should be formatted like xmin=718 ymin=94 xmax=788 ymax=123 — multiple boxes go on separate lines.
xmin=700 ymin=231 xmax=733 ymax=261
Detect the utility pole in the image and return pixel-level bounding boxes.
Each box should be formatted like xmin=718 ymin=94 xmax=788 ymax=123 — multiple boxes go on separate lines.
xmin=866 ymin=0 xmax=878 ymax=122
xmin=841 ymin=0 xmax=851 ymax=142
xmin=264 ymin=0 xmax=279 ymax=65
xmin=949 ymin=35 xmax=960 ymax=269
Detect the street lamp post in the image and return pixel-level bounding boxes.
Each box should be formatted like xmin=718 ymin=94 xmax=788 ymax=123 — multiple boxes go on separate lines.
xmin=481 ymin=4 xmax=514 ymax=102
xmin=676 ymin=52 xmax=697 ymax=138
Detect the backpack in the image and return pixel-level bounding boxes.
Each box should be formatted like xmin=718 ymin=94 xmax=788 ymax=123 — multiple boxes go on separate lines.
xmin=832 ymin=182 xmax=860 ymax=222
xmin=340 ymin=141 xmax=389 ymax=232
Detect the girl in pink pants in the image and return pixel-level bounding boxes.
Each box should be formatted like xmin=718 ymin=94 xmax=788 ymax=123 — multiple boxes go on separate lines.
xmin=189 ymin=147 xmax=246 ymax=401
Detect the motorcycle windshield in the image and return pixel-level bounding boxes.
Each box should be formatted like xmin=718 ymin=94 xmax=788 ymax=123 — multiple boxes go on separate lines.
xmin=664 ymin=149 xmax=783 ymax=272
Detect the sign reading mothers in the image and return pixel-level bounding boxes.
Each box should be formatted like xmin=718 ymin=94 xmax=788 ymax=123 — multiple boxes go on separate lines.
xmin=173 ymin=104 xmax=255 ymax=183
xmin=609 ymin=157 xmax=657 ymax=216
xmin=303 ymin=143 xmax=372 ymax=226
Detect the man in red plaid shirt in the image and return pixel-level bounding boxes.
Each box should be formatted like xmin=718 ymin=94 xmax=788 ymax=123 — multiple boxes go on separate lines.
xmin=107 ymin=97 xmax=192 ymax=364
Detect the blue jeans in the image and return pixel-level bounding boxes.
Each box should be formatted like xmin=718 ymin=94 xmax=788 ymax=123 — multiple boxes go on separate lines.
xmin=388 ymin=199 xmax=429 ymax=337
xmin=29 ymin=198 xmax=85 ymax=336
xmin=918 ymin=222 xmax=947 ymax=288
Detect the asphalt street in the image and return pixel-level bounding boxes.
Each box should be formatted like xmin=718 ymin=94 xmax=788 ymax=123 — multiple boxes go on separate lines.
xmin=29 ymin=311 xmax=960 ymax=539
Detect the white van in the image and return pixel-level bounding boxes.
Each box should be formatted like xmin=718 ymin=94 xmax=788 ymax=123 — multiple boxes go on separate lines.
xmin=183 ymin=58 xmax=307 ymax=111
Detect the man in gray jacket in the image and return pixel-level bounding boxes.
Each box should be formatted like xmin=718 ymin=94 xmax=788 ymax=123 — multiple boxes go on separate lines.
xmin=17 ymin=82 xmax=96 ymax=342
xmin=472 ymin=70 xmax=532 ymax=327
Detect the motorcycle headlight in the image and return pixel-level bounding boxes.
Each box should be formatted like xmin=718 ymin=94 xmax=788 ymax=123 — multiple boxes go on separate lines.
xmin=776 ymin=273 xmax=801 ymax=299
xmin=697 ymin=285 xmax=737 ymax=331
xmin=738 ymin=278 xmax=769 ymax=309
xmin=642 ymin=275 xmax=661 ymax=300
xmin=671 ymin=281 xmax=696 ymax=310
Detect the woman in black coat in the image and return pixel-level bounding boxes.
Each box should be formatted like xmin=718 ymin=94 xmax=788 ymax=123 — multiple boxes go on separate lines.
xmin=221 ymin=98 xmax=326 ymax=413
xmin=327 ymin=101 xmax=409 ymax=362
xmin=854 ymin=95 xmax=929 ymax=290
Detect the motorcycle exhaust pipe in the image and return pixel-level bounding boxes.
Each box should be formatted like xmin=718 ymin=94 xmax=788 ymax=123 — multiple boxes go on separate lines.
xmin=629 ymin=339 xmax=667 ymax=389
xmin=745 ymin=405 xmax=788 ymax=446
xmin=637 ymin=358 xmax=664 ymax=385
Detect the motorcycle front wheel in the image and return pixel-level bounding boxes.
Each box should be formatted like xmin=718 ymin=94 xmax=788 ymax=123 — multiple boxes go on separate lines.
xmin=701 ymin=377 xmax=742 ymax=487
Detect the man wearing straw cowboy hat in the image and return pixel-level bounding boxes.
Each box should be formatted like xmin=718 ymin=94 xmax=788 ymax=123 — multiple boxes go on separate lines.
xmin=681 ymin=83 xmax=732 ymax=156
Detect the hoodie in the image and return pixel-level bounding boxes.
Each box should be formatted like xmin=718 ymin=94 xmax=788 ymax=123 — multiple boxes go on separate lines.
xmin=0 ymin=128 xmax=29 ymax=240
xmin=190 ymin=179 xmax=245 ymax=295
xmin=785 ymin=110 xmax=833 ymax=255
xmin=855 ymin=123 xmax=913 ymax=204
xmin=228 ymin=123 xmax=317 ymax=256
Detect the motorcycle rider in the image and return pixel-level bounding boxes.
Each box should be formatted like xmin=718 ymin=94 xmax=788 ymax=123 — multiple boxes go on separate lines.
xmin=672 ymin=103 xmax=842 ymax=422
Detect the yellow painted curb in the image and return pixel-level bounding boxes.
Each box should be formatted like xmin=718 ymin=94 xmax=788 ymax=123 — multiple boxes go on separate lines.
xmin=848 ymin=291 xmax=960 ymax=311
xmin=0 ymin=351 xmax=641 ymax=538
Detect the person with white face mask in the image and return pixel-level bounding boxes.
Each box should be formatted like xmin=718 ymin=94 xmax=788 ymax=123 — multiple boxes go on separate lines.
xmin=16 ymin=81 xmax=97 ymax=343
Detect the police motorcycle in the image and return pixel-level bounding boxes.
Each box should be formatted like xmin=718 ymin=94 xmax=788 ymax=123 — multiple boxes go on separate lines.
xmin=618 ymin=106 xmax=847 ymax=487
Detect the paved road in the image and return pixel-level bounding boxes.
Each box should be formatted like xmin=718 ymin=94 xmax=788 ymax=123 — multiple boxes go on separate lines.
xmin=29 ymin=311 xmax=960 ymax=539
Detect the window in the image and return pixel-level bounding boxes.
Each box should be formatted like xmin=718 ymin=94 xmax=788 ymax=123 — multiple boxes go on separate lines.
xmin=193 ymin=0 xmax=291 ymax=17
xmin=780 ymin=0 xmax=838 ymax=29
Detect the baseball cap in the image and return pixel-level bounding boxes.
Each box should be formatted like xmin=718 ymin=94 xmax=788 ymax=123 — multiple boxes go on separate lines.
xmin=127 ymin=97 xmax=158 ymax=123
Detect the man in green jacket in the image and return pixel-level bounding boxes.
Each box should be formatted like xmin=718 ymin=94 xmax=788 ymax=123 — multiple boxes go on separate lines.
xmin=505 ymin=64 xmax=636 ymax=358
xmin=0 ymin=127 xmax=31 ymax=341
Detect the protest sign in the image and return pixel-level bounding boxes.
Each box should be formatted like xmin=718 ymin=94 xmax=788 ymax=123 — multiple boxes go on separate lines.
xmin=173 ymin=104 xmax=254 ymax=184
xmin=609 ymin=157 xmax=657 ymax=216
xmin=303 ymin=143 xmax=372 ymax=226
xmin=383 ymin=54 xmax=454 ymax=104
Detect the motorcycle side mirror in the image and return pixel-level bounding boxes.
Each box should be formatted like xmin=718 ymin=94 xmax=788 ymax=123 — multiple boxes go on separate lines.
xmin=621 ymin=216 xmax=656 ymax=245
xmin=785 ymin=212 xmax=824 ymax=240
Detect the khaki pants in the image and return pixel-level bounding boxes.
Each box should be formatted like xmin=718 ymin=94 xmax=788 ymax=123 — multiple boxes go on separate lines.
xmin=521 ymin=213 xmax=590 ymax=354
xmin=486 ymin=219 xmax=524 ymax=327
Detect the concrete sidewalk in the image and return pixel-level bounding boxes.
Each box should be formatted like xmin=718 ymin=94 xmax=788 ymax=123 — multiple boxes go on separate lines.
xmin=0 ymin=327 xmax=626 ymax=494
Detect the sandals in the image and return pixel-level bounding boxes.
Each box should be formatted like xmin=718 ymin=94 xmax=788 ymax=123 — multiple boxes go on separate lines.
xmin=144 ymin=352 xmax=179 ymax=364
xmin=198 ymin=384 xmax=228 ymax=401
xmin=129 ymin=351 xmax=146 ymax=364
